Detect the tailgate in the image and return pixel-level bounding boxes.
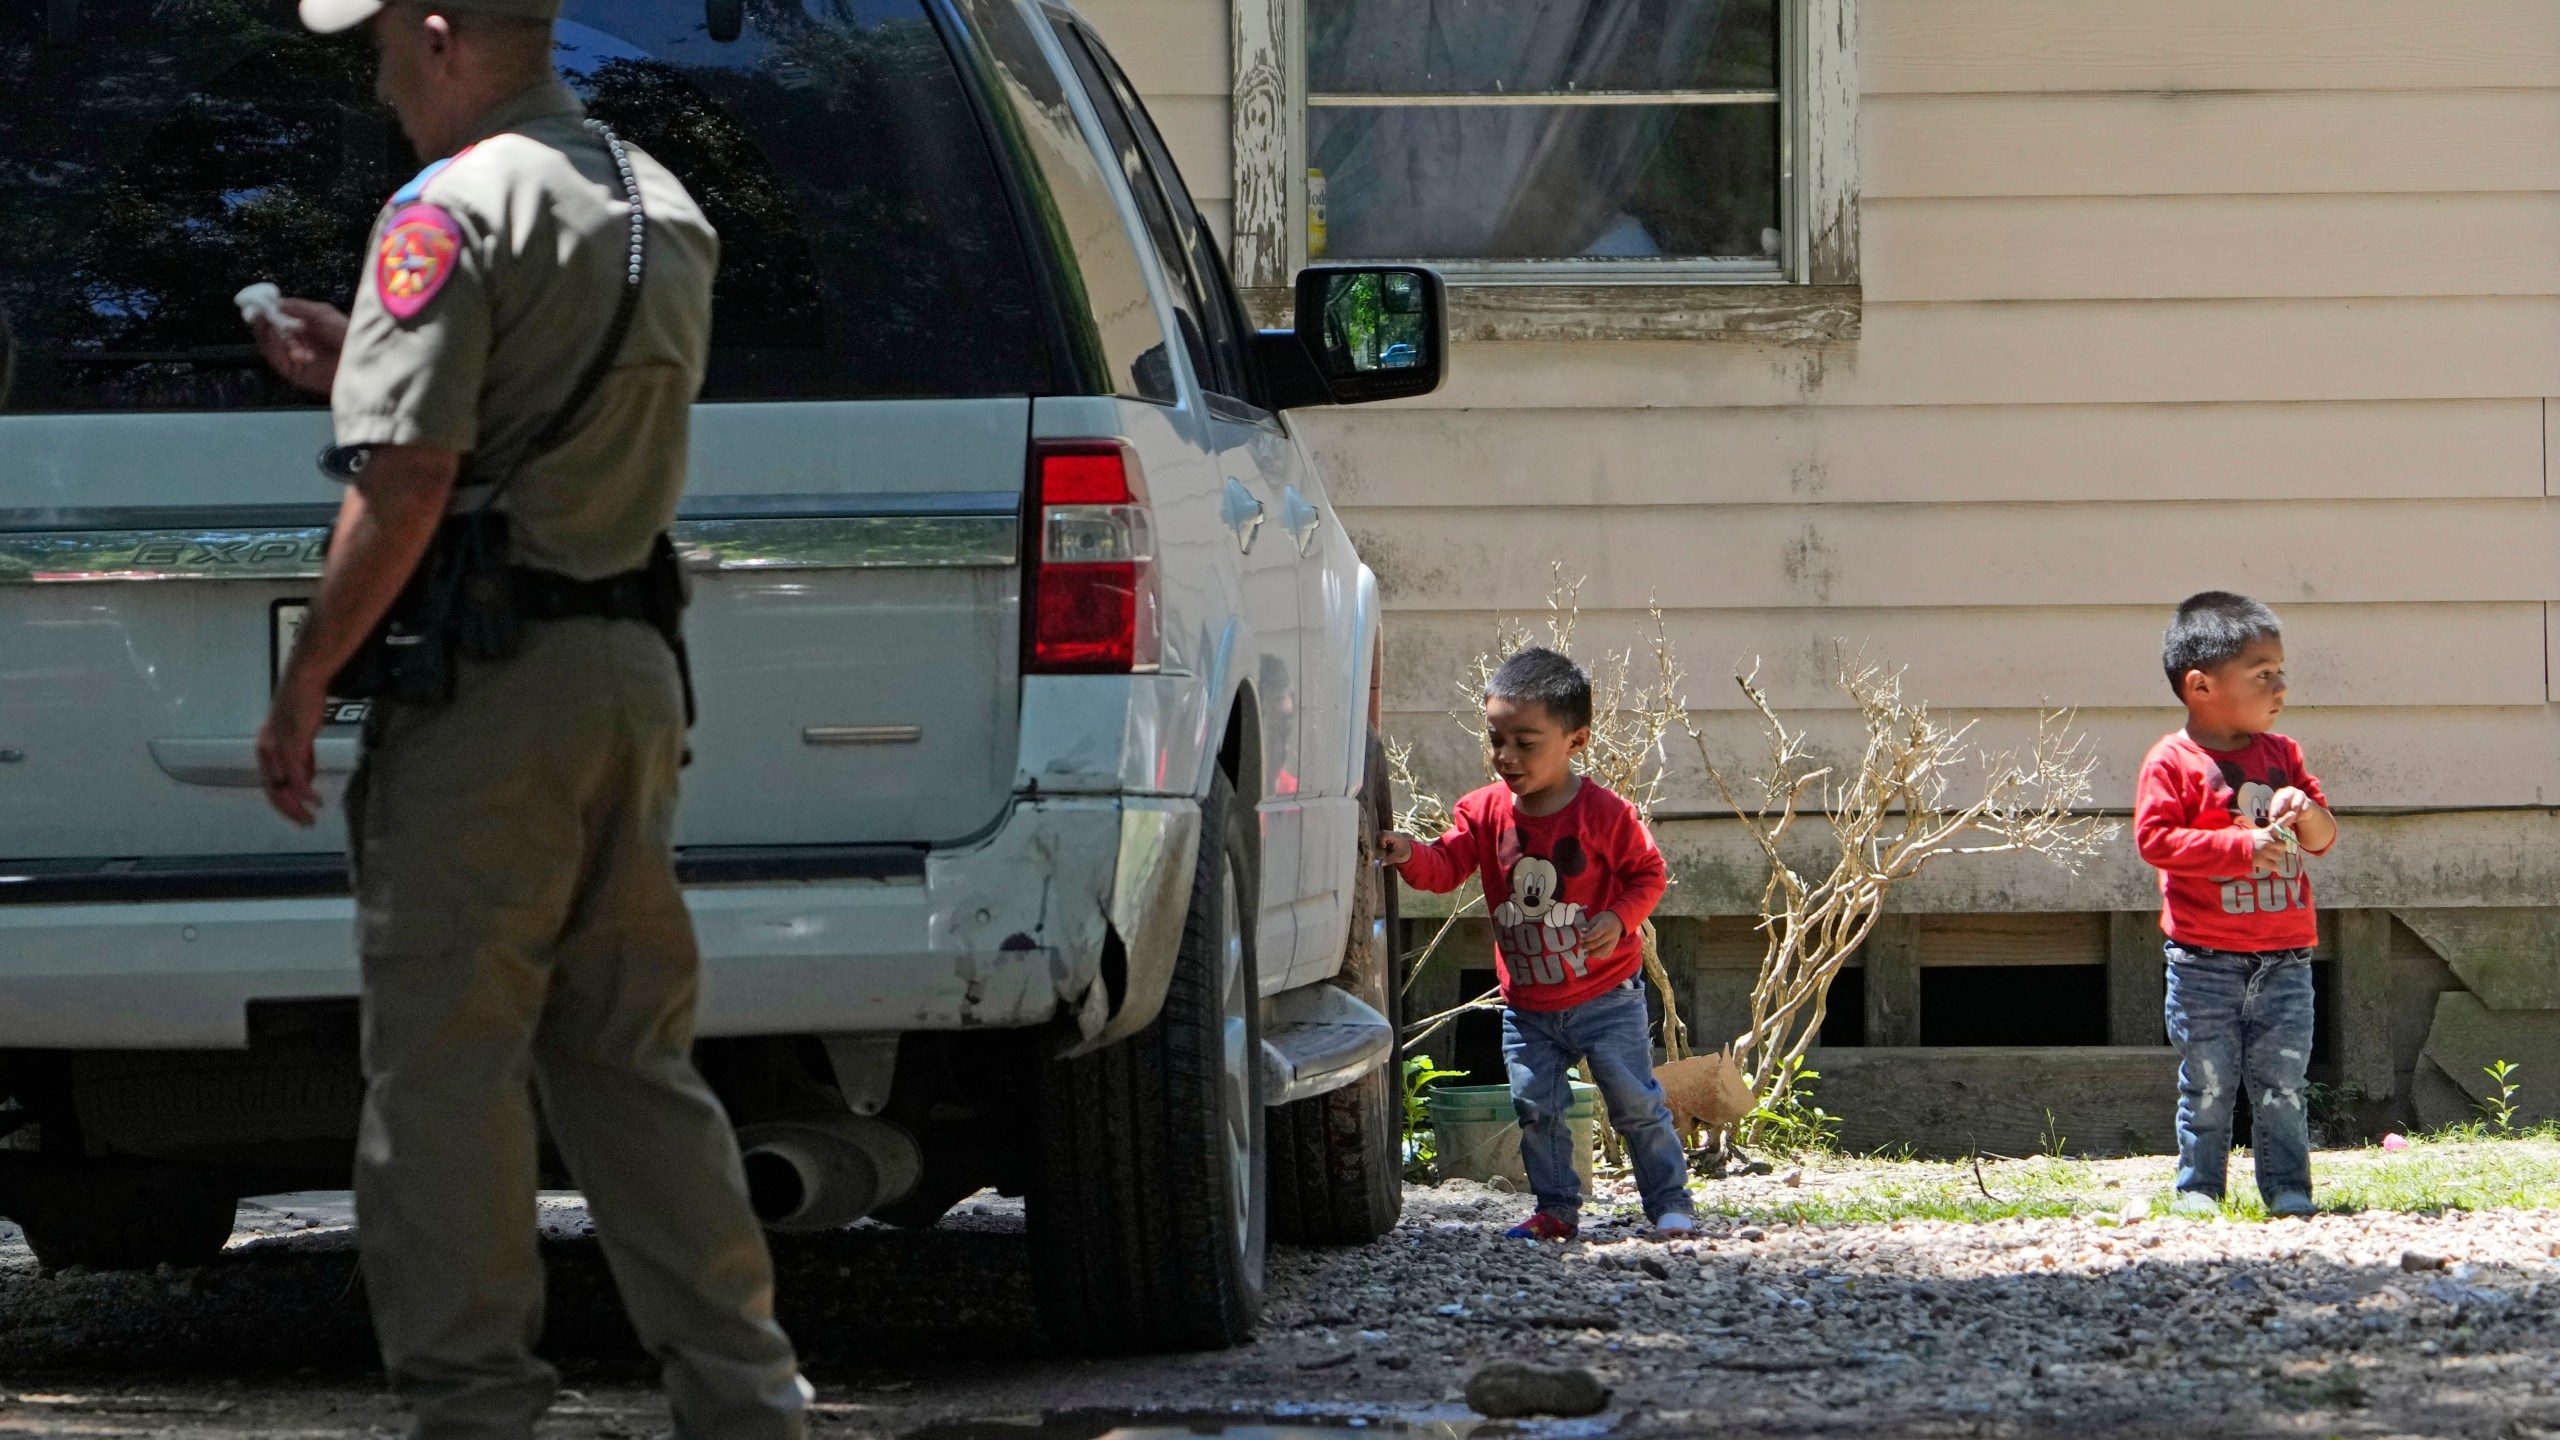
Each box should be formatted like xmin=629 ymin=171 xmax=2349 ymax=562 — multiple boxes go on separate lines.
xmin=0 ymin=399 xmax=1026 ymax=863
xmin=675 ymin=399 xmax=1025 ymax=848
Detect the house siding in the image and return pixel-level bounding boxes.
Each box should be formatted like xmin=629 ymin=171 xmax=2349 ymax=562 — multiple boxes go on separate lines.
xmin=1181 ymin=0 xmax=2560 ymax=913
xmin=1085 ymin=0 xmax=2560 ymax=1142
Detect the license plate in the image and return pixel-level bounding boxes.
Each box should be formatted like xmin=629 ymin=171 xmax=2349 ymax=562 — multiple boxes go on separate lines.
xmin=271 ymin=601 xmax=369 ymax=725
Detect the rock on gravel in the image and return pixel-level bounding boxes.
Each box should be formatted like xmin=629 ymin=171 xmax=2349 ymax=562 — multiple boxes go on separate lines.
xmin=1464 ymin=1361 xmax=1610 ymax=1418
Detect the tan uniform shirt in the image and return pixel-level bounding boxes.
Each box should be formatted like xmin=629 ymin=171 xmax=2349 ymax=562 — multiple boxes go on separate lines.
xmin=331 ymin=80 xmax=719 ymax=580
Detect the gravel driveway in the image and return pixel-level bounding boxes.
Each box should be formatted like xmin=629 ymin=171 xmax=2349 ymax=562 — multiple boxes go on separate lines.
xmin=3 ymin=1165 xmax=2557 ymax=1439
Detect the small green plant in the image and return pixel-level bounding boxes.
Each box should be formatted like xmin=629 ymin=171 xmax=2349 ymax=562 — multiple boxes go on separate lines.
xmin=2479 ymin=1059 xmax=2523 ymax=1134
xmin=1742 ymin=1055 xmax=1840 ymax=1155
xmin=1400 ymin=1054 xmax=1465 ymax=1174
xmin=2039 ymin=1108 xmax=2070 ymax=1159
xmin=2305 ymin=1079 xmax=2372 ymax=1146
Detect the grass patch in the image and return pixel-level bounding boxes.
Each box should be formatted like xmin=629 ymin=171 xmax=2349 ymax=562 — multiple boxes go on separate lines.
xmin=2309 ymin=1134 xmax=2560 ymax=1216
xmin=1679 ymin=1133 xmax=2560 ymax=1227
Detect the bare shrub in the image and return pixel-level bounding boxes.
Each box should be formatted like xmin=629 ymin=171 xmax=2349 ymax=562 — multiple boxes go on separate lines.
xmin=1389 ymin=573 xmax=2117 ymax=1151
xmin=1694 ymin=661 xmax=2116 ymax=1119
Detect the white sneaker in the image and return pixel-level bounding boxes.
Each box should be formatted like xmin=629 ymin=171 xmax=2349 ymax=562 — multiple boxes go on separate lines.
xmin=2168 ymin=1190 xmax=2222 ymax=1218
xmin=1650 ymin=1212 xmax=1698 ymax=1238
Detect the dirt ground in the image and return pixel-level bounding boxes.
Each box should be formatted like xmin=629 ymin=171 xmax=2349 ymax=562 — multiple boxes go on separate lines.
xmin=4 ymin=1163 xmax=2559 ymax=1440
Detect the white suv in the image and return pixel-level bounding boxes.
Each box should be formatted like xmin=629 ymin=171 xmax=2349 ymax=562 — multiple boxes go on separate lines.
xmin=0 ymin=0 xmax=1443 ymax=1352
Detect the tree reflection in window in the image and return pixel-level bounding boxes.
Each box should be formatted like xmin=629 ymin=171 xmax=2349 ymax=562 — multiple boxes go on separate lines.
xmin=575 ymin=8 xmax=1051 ymax=401
xmin=4 ymin=15 xmax=379 ymax=411
xmin=2 ymin=0 xmax=1049 ymax=412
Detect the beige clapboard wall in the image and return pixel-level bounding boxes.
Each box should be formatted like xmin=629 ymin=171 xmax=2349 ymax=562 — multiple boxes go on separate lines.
xmin=1081 ymin=0 xmax=2560 ymax=912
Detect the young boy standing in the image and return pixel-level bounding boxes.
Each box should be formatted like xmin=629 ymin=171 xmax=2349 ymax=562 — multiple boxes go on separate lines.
xmin=2136 ymin=592 xmax=2339 ymax=1218
xmin=1382 ymin=647 xmax=1691 ymax=1240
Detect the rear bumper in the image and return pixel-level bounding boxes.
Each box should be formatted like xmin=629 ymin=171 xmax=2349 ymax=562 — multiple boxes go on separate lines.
xmin=0 ymin=796 xmax=1200 ymax=1049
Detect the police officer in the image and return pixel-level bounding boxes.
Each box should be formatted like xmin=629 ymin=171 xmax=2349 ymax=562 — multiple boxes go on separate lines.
xmin=249 ymin=4 xmax=809 ymax=1436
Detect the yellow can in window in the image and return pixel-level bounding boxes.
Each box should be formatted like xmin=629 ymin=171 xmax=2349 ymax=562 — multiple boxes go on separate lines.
xmin=1306 ymin=167 xmax=1328 ymax=259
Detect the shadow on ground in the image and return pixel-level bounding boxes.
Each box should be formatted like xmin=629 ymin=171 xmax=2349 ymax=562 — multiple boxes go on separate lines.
xmin=0 ymin=1197 xmax=1038 ymax=1383
xmin=8 ymin=1188 xmax=2560 ymax=1440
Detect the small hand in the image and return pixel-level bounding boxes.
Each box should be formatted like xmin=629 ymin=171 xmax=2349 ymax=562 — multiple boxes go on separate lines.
xmin=255 ymin=674 xmax=329 ymax=826
xmin=1378 ymin=830 xmax=1415 ymax=867
xmin=253 ymin=298 xmax=349 ymax=395
xmin=2266 ymin=786 xmax=2313 ymax=828
xmin=2248 ymin=826 xmax=2291 ymax=876
xmin=1579 ymin=910 xmax=1624 ymax=960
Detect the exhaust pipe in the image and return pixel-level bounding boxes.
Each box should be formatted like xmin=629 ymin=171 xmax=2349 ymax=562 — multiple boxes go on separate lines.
xmin=734 ymin=1114 xmax=921 ymax=1232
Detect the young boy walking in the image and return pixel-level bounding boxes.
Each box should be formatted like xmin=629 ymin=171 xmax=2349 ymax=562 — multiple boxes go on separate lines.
xmin=2136 ymin=592 xmax=2339 ymax=1218
xmin=1382 ymin=647 xmax=1691 ymax=1240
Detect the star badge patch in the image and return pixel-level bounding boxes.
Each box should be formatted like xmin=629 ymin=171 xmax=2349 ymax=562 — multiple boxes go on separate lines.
xmin=375 ymin=203 xmax=462 ymax=320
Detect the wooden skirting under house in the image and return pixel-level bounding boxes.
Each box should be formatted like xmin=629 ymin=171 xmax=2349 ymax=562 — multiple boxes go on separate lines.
xmin=1397 ymin=905 xmax=2556 ymax=1156
xmin=1804 ymin=1046 xmax=2182 ymax=1159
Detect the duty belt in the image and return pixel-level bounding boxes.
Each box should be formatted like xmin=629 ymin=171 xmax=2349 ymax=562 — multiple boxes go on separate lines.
xmin=514 ymin=564 xmax=659 ymax=622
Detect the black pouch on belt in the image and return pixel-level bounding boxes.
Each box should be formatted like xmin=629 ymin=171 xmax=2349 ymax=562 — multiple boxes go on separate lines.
xmin=448 ymin=510 xmax=522 ymax=661
xmin=329 ymin=510 xmax=519 ymax=703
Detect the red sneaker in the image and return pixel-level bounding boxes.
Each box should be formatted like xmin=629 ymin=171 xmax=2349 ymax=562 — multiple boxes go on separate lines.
xmin=1504 ymin=1212 xmax=1578 ymax=1242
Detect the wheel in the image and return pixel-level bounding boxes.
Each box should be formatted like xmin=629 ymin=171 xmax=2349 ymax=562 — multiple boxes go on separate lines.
xmin=1268 ymin=731 xmax=1404 ymax=1245
xmin=7 ymin=1164 xmax=238 ymax=1271
xmin=1029 ymin=766 xmax=1265 ymax=1352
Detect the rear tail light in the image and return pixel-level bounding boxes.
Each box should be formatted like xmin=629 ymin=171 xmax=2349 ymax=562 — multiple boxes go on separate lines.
xmin=1028 ymin=441 xmax=1158 ymax=673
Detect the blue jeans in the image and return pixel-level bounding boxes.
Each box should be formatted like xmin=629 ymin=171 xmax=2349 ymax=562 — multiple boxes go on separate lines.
xmin=1501 ymin=982 xmax=1692 ymax=1221
xmin=2163 ymin=942 xmax=2315 ymax=1204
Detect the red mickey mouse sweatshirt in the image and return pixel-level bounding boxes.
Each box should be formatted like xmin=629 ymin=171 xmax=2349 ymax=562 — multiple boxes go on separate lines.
xmin=2134 ymin=729 xmax=2331 ymax=952
xmin=1394 ymin=778 xmax=1668 ymax=1012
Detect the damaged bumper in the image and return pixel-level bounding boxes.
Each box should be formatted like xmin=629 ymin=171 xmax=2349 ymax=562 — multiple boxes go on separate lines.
xmin=692 ymin=795 xmax=1198 ymax=1039
xmin=0 ymin=796 xmax=1201 ymax=1049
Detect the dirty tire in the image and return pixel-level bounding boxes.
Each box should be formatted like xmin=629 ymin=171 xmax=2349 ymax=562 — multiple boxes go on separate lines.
xmin=1268 ymin=732 xmax=1404 ymax=1245
xmin=9 ymin=1165 xmax=238 ymax=1271
xmin=1030 ymin=767 xmax=1265 ymax=1353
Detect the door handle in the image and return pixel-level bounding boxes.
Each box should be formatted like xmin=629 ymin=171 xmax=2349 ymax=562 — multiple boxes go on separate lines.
xmin=1280 ymin=486 xmax=1322 ymax=557
xmin=150 ymin=736 xmax=358 ymax=788
xmin=1222 ymin=476 xmax=1265 ymax=554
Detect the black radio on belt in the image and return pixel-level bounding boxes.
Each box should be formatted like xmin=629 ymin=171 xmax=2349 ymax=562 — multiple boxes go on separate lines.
xmin=331 ymin=516 xmax=694 ymax=722
xmin=327 ymin=119 xmax=659 ymax=712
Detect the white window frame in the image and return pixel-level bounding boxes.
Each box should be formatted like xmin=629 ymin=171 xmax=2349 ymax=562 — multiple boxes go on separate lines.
xmin=1228 ymin=0 xmax=1857 ymax=295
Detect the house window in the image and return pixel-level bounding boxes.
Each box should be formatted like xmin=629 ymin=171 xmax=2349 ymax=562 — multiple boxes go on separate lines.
xmin=1227 ymin=0 xmax=1858 ymax=328
xmin=1304 ymin=0 xmax=1781 ymax=279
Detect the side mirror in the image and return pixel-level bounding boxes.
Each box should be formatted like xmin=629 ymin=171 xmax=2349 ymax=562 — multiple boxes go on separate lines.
xmin=1255 ymin=265 xmax=1447 ymax=409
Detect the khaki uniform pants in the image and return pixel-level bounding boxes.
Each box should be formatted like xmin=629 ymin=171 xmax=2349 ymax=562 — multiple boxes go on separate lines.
xmin=347 ymin=619 xmax=807 ymax=1440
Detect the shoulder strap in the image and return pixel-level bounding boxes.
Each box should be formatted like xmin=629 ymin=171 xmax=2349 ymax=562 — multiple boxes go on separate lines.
xmin=471 ymin=118 xmax=649 ymax=512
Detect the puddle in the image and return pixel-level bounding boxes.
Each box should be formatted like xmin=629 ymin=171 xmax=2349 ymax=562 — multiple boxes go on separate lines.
xmin=904 ymin=1413 xmax=1495 ymax=1440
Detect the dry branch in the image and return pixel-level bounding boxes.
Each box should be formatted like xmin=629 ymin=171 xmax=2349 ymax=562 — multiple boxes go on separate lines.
xmin=1693 ymin=659 xmax=2118 ymax=1116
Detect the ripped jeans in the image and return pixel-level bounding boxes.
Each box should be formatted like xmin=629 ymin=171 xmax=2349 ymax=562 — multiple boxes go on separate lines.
xmin=1502 ymin=982 xmax=1693 ymax=1222
xmin=2163 ymin=942 xmax=2316 ymax=1203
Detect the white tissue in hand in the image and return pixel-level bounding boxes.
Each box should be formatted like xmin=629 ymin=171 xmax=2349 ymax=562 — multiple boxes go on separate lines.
xmin=233 ymin=282 xmax=301 ymax=332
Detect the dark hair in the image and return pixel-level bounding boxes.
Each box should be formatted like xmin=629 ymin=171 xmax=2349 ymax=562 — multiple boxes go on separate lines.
xmin=1485 ymin=646 xmax=1593 ymax=732
xmin=2163 ymin=591 xmax=2282 ymax=700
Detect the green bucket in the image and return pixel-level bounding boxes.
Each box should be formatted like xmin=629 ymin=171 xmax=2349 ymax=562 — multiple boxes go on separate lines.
xmin=1425 ymin=1082 xmax=1600 ymax=1192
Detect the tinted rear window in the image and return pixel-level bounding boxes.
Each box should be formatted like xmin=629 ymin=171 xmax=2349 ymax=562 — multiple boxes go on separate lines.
xmin=0 ymin=0 xmax=1050 ymax=413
